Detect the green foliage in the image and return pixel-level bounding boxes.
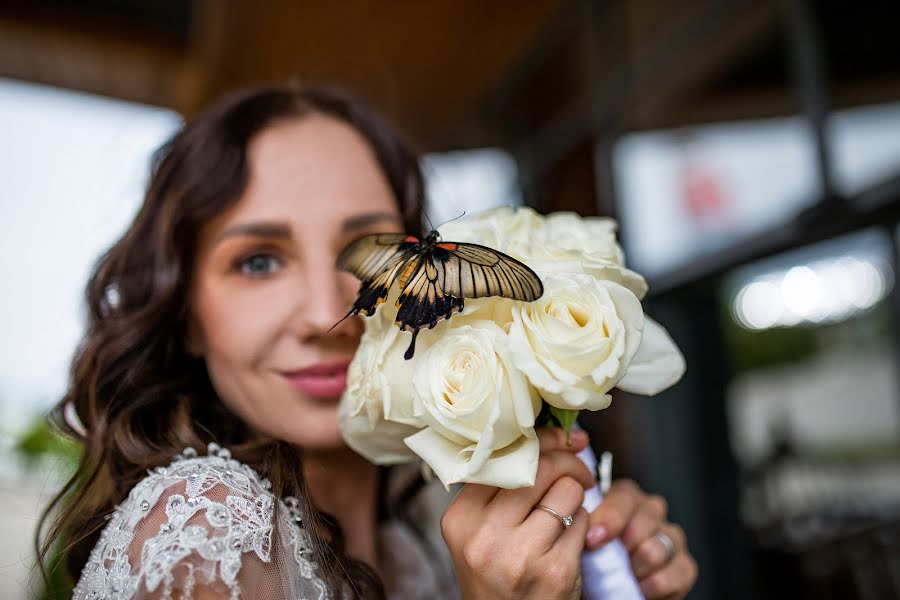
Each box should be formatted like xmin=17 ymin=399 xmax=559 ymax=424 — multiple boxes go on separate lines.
xmin=725 ymin=324 xmax=819 ymax=373
xmin=12 ymin=416 xmax=80 ymax=600
xmin=14 ymin=417 xmax=80 ymax=475
xmin=536 ymin=402 xmax=580 ymax=443
xmin=721 ymin=300 xmax=896 ymax=375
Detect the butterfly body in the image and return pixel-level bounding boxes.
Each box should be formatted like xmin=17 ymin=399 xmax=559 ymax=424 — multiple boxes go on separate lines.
xmin=336 ymin=229 xmax=542 ymax=359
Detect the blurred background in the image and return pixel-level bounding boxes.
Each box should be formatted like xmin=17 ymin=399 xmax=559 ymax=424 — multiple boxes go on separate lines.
xmin=1 ymin=1 xmax=898 ymax=598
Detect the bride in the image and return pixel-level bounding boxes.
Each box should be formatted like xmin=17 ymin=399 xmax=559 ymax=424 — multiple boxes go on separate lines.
xmin=37 ymin=84 xmax=697 ymax=599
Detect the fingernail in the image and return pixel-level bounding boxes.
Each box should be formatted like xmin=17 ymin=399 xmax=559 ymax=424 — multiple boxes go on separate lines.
xmin=586 ymin=525 xmax=607 ymax=548
xmin=569 ymin=429 xmax=588 ymax=446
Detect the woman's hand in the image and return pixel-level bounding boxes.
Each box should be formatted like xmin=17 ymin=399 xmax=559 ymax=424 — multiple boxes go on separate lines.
xmin=441 ymin=427 xmax=595 ymax=600
xmin=586 ymin=479 xmax=698 ymax=599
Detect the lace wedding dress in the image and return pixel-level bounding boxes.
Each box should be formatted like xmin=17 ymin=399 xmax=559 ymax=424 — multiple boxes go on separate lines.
xmin=73 ymin=443 xmax=454 ymax=599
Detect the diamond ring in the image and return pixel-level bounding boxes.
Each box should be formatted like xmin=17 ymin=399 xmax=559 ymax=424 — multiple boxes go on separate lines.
xmin=534 ymin=504 xmax=574 ymax=528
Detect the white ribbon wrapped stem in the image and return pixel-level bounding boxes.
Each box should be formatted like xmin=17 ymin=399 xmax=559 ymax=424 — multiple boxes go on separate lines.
xmin=577 ymin=444 xmax=645 ymax=600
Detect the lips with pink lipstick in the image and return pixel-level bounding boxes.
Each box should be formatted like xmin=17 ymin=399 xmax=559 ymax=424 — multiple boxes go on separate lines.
xmin=281 ymin=360 xmax=351 ymax=399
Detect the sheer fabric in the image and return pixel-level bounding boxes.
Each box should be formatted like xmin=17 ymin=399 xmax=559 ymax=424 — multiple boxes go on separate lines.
xmin=73 ymin=443 xmax=456 ymax=599
xmin=73 ymin=444 xmax=328 ymax=599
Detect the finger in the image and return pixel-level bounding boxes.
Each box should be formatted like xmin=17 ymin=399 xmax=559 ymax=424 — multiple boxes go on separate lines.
xmin=631 ymin=525 xmax=676 ymax=580
xmin=488 ymin=450 xmax=594 ymax=522
xmin=618 ymin=494 xmax=667 ymax=553
xmin=442 ymin=483 xmax=501 ymax=542
xmin=586 ymin=479 xmax=641 ymax=546
xmin=524 ymin=475 xmax=586 ymax=552
xmin=547 ymin=507 xmax=590 ymax=564
xmin=453 ymin=482 xmax=500 ymax=508
xmin=639 ymin=552 xmax=698 ymax=600
xmin=537 ymin=426 xmax=589 ymax=453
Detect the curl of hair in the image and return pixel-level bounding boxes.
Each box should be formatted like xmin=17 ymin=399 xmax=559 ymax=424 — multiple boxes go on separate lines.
xmin=35 ymin=83 xmax=424 ymax=598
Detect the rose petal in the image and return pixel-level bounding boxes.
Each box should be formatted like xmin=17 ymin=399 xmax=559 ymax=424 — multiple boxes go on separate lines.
xmin=341 ymin=415 xmax=421 ymax=465
xmin=616 ymin=316 xmax=686 ymax=395
xmin=404 ymin=427 xmax=539 ymax=489
xmin=596 ymin=281 xmax=645 ymax=387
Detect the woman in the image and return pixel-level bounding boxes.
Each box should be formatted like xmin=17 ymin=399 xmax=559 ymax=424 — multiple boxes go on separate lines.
xmin=37 ymin=84 xmax=698 ymax=599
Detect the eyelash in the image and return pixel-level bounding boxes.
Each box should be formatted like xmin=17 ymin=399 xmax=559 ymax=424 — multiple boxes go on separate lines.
xmin=232 ymin=250 xmax=283 ymax=278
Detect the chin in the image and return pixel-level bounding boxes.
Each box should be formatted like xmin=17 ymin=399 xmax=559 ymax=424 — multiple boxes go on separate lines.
xmin=281 ymin=416 xmax=346 ymax=451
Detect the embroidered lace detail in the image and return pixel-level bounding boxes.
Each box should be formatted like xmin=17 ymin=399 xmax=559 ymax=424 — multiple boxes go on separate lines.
xmin=72 ymin=443 xmax=328 ymax=600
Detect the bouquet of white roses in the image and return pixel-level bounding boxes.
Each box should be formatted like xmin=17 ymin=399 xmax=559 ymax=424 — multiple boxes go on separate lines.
xmin=339 ymin=206 xmax=685 ymax=488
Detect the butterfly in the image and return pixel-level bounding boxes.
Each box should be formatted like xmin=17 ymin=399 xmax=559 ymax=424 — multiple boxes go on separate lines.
xmin=335 ymin=229 xmax=543 ymax=359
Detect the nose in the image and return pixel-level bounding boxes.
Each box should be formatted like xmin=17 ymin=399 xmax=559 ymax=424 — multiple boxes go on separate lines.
xmin=294 ymin=258 xmax=361 ymax=340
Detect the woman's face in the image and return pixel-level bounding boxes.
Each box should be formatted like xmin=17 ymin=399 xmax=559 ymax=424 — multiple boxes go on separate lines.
xmin=189 ymin=114 xmax=404 ymax=450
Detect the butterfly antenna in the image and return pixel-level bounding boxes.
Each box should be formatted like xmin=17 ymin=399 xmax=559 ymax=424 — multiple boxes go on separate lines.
xmin=433 ymin=211 xmax=467 ymax=230
xmin=423 ymin=210 xmax=436 ymax=233
xmin=329 ymin=310 xmax=353 ymax=333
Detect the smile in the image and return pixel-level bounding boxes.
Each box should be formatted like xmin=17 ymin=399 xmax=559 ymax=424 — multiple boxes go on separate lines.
xmin=280 ymin=361 xmax=351 ymax=399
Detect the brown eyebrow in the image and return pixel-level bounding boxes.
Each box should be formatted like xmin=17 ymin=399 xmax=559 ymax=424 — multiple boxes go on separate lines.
xmin=213 ymin=222 xmax=292 ymax=245
xmin=342 ymin=211 xmax=402 ymax=232
xmin=212 ymin=211 xmax=401 ymax=246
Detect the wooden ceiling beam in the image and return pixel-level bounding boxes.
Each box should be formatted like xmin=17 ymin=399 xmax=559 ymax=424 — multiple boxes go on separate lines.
xmin=639 ymin=77 xmax=900 ymax=132
xmin=0 ymin=13 xmax=194 ymax=109
xmin=622 ymin=0 xmax=783 ymax=130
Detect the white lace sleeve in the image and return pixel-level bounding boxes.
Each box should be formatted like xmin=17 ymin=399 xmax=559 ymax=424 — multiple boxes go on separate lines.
xmin=73 ymin=444 xmax=331 ymax=600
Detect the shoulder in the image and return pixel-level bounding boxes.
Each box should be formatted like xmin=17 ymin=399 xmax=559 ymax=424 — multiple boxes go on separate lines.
xmin=73 ymin=444 xmax=318 ymax=600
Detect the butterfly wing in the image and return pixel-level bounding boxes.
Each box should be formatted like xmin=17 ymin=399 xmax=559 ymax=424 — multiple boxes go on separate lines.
xmin=394 ymin=255 xmax=465 ymax=359
xmin=335 ymin=233 xmax=418 ymax=319
xmin=431 ymin=242 xmax=543 ymax=301
xmin=391 ymin=242 xmax=543 ymax=359
xmin=336 ymin=233 xmax=415 ymax=281
xmin=394 ymin=256 xmax=465 ymax=331
xmin=339 ymin=233 xmax=543 ymax=359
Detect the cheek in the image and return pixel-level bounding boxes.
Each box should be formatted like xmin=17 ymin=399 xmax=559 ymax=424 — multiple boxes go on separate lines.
xmin=194 ymin=278 xmax=293 ymax=361
xmin=200 ymin=300 xmax=272 ymax=364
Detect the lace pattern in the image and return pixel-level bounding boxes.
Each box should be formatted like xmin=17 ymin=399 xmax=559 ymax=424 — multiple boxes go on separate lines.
xmin=72 ymin=443 xmax=329 ymax=600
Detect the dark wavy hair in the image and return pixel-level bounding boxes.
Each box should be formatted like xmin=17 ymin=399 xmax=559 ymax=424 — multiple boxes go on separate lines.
xmin=36 ymin=83 xmax=425 ymax=598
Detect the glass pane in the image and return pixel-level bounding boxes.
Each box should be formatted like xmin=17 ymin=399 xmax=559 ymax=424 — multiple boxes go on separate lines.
xmin=829 ymin=101 xmax=900 ymax=197
xmin=722 ymin=228 xmax=900 ymax=548
xmin=422 ymin=148 xmax=522 ymax=226
xmin=612 ymin=116 xmax=820 ymax=278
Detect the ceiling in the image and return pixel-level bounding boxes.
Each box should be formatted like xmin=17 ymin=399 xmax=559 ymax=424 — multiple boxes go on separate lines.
xmin=0 ymin=0 xmax=564 ymax=148
xmin=1 ymin=0 xmax=898 ymax=151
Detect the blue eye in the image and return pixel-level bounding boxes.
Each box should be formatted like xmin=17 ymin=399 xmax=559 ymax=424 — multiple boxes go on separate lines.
xmin=237 ymin=253 xmax=282 ymax=277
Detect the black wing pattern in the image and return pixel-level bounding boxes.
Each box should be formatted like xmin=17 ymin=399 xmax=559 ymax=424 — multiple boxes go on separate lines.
xmin=431 ymin=242 xmax=543 ymax=301
xmin=334 ymin=233 xmax=416 ymax=323
xmin=394 ymin=256 xmax=466 ymax=359
xmin=335 ymin=232 xmax=543 ymax=359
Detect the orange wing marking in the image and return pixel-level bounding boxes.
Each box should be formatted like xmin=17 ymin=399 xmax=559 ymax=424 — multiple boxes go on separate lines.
xmin=397 ymin=258 xmax=420 ymax=289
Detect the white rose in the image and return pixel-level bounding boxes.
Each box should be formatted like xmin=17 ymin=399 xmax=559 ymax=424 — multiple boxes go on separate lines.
xmin=517 ymin=212 xmax=647 ymax=299
xmin=437 ymin=205 xmax=543 ymax=251
xmin=450 ymin=296 xmax=516 ymax=329
xmin=443 ymin=206 xmax=647 ymax=299
xmin=508 ymin=273 xmax=644 ymax=411
xmin=436 ymin=206 xmax=511 ymax=248
xmin=487 ymin=205 xmax=545 ymax=245
xmin=339 ymin=303 xmax=424 ymax=465
xmin=543 ymin=213 xmax=648 ymax=299
xmin=404 ymin=320 xmax=542 ymax=488
xmin=617 ymin=316 xmax=686 ymax=395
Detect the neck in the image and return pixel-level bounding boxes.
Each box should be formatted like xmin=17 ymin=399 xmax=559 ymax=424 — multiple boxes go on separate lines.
xmin=303 ymin=446 xmax=380 ymax=567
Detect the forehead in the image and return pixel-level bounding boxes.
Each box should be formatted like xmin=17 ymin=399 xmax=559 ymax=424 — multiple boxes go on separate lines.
xmin=206 ymin=114 xmax=401 ymax=236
